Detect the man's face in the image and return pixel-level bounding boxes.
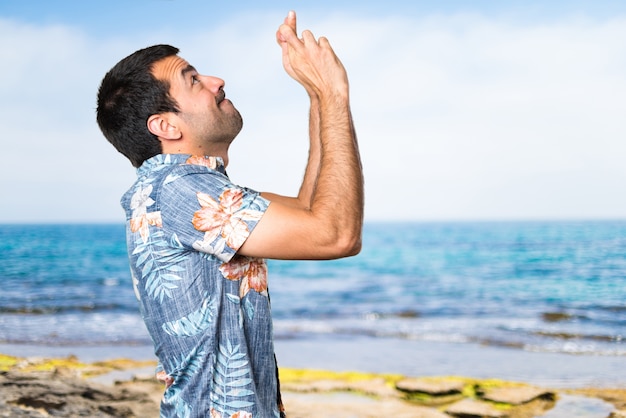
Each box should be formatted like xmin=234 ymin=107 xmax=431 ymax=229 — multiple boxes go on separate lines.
xmin=152 ymin=55 xmax=243 ymax=146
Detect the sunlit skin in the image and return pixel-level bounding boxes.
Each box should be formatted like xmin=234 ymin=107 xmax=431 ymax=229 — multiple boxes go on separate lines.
xmin=148 ymin=55 xmax=242 ymax=166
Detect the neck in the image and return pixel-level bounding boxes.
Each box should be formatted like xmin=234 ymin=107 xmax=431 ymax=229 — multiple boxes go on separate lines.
xmin=161 ymin=143 xmax=230 ymax=167
xmin=207 ymin=144 xmax=230 ymax=167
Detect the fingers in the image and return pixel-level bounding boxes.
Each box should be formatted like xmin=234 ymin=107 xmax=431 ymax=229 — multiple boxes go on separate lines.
xmin=276 ymin=11 xmax=324 ymax=52
xmin=301 ymin=30 xmax=317 ymax=45
xmin=274 ymin=11 xmax=346 ymax=96
xmin=276 ymin=10 xmax=297 ymax=45
xmin=277 ymin=25 xmax=297 ymax=49
xmin=285 ymin=10 xmax=296 ymax=33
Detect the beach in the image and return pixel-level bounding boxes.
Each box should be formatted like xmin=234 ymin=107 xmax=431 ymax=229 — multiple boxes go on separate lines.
xmin=0 ymin=355 xmax=623 ymax=418
xmin=1 ymin=337 xmax=625 ymax=417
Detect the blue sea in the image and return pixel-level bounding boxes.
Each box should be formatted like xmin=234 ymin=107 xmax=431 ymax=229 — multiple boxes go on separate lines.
xmin=1 ymin=221 xmax=625 ymax=386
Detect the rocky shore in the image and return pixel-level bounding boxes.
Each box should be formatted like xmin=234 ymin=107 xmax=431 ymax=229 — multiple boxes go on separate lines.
xmin=1 ymin=353 xmax=625 ymax=418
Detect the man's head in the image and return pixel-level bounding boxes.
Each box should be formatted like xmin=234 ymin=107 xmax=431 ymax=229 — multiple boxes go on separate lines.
xmin=97 ymin=44 xmax=180 ymax=168
xmin=97 ymin=44 xmax=242 ymax=168
xmin=146 ymin=54 xmax=243 ymax=159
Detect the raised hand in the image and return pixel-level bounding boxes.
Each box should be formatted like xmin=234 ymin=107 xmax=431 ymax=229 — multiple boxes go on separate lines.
xmin=243 ymin=11 xmax=362 ymax=262
xmin=276 ymin=11 xmax=349 ymax=100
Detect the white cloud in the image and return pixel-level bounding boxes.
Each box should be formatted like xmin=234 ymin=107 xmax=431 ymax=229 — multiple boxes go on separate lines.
xmin=328 ymin=13 xmax=626 ymax=220
xmin=1 ymin=12 xmax=625 ymax=222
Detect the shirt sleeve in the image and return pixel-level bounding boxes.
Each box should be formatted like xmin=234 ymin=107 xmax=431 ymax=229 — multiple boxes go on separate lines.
xmin=158 ymin=165 xmax=270 ymax=263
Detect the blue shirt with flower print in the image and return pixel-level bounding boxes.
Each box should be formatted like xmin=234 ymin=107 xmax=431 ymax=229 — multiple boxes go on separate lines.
xmin=120 ymin=154 xmax=282 ymax=418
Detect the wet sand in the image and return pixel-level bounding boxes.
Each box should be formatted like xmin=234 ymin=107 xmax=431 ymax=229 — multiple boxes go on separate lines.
xmin=274 ymin=336 xmax=626 ymax=389
xmin=2 ymin=336 xmax=625 ymax=388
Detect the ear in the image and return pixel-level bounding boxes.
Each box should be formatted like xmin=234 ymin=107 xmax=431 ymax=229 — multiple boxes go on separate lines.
xmin=147 ymin=113 xmax=182 ymax=140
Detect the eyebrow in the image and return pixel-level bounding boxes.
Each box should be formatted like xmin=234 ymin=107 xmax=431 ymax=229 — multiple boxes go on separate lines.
xmin=181 ymin=64 xmax=197 ymax=78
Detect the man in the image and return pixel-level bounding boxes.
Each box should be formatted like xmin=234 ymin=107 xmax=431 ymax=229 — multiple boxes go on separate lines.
xmin=96 ymin=11 xmax=363 ymax=418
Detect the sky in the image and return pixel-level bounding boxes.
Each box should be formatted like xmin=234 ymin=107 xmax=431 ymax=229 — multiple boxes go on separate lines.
xmin=1 ymin=0 xmax=626 ymax=223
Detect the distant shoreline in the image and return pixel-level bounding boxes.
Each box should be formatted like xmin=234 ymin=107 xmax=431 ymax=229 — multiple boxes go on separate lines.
xmin=2 ymin=335 xmax=625 ymax=390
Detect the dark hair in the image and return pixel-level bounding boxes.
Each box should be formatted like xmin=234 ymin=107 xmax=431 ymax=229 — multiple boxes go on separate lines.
xmin=96 ymin=44 xmax=180 ymax=167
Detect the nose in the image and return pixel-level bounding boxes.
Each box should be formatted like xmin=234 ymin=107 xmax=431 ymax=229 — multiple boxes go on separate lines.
xmin=200 ymin=75 xmax=225 ymax=93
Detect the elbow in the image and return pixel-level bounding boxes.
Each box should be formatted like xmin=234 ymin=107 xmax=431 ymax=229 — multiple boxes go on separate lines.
xmin=345 ymin=238 xmax=362 ymax=257
xmin=343 ymin=233 xmax=362 ymax=257
xmin=330 ymin=229 xmax=362 ymax=259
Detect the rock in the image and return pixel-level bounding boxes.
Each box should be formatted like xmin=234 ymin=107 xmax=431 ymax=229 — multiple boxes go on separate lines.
xmin=479 ymin=386 xmax=555 ymax=405
xmin=396 ymin=377 xmax=466 ymax=395
xmin=0 ymin=370 xmax=158 ymax=417
xmin=610 ymin=410 xmax=626 ymax=418
xmin=445 ymin=398 xmax=507 ymax=418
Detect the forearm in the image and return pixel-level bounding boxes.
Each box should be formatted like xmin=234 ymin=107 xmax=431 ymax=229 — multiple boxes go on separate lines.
xmin=256 ymin=92 xmax=363 ymax=258
xmin=260 ymin=97 xmax=320 ymax=210
xmin=296 ymin=96 xmax=321 ymax=208
xmin=311 ymin=92 xmax=364 ymax=252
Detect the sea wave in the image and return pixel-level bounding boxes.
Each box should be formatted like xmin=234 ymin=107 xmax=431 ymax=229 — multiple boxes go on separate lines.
xmin=0 ymin=303 xmax=130 ymax=315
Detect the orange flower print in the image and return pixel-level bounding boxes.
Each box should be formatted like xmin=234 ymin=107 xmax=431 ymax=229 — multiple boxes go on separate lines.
xmin=130 ymin=212 xmax=162 ymax=243
xmin=209 ymin=410 xmax=252 ymax=418
xmin=222 ymin=214 xmax=252 ymax=250
xmin=129 ymin=185 xmax=162 ymax=243
xmin=192 ymin=188 xmax=264 ymax=257
xmin=220 ymin=256 xmax=268 ymax=298
xmin=186 ymin=155 xmax=219 ymax=170
xmin=156 ymin=370 xmax=174 ymax=388
xmin=231 ymin=412 xmax=253 ymax=418
xmin=192 ymin=192 xmax=225 ymax=243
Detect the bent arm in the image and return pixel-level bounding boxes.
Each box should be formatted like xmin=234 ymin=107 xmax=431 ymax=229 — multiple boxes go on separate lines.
xmin=260 ymin=95 xmax=321 ymax=210
xmin=239 ymin=12 xmax=363 ymax=260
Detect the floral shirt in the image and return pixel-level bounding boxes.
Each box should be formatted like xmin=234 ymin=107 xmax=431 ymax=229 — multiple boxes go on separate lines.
xmin=121 ymin=154 xmax=283 ymax=418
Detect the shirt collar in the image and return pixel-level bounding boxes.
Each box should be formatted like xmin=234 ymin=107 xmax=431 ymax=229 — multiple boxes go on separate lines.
xmin=137 ymin=154 xmax=226 ymax=176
